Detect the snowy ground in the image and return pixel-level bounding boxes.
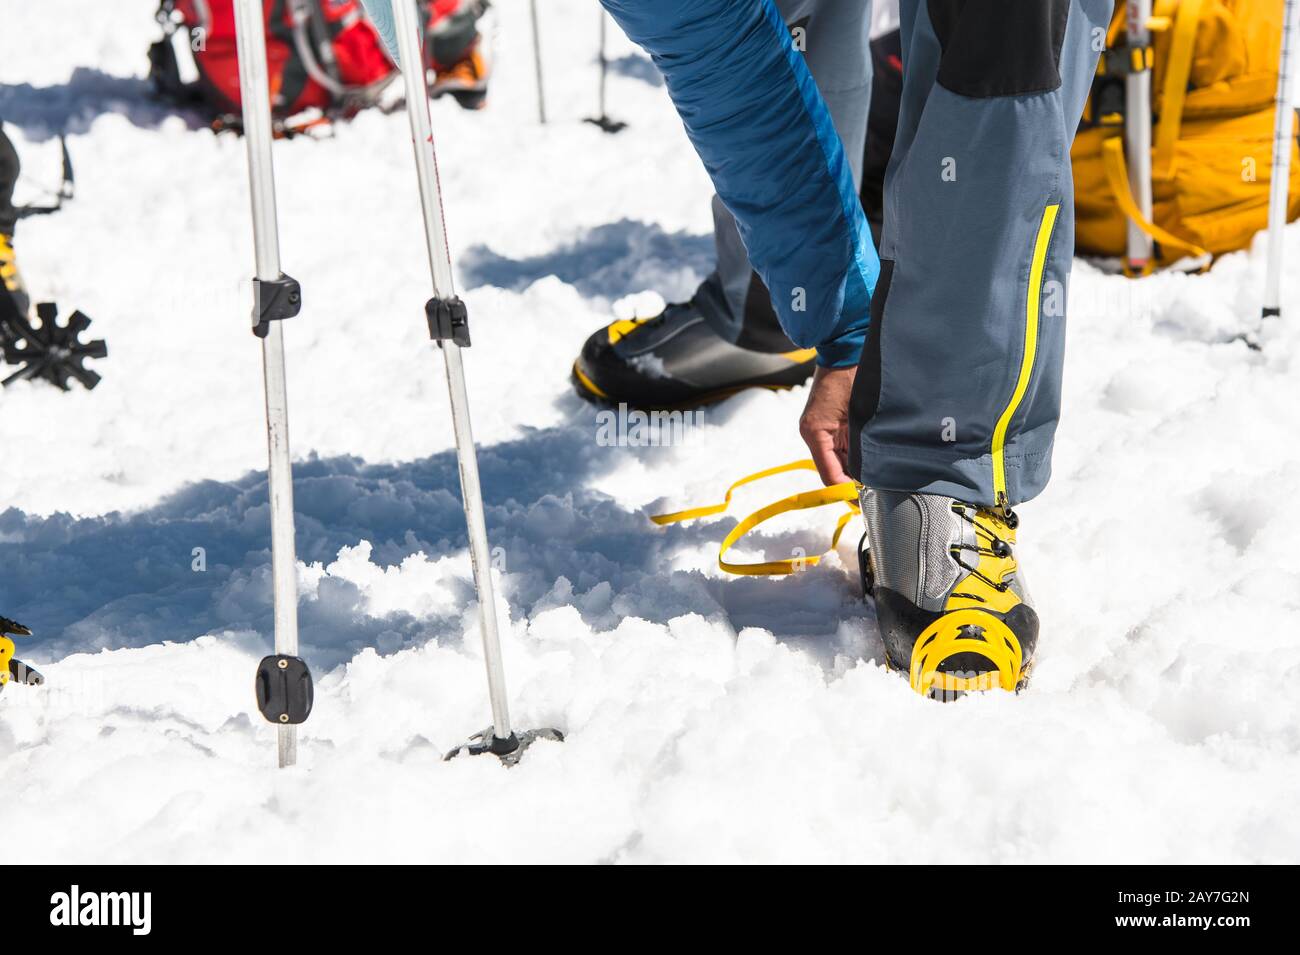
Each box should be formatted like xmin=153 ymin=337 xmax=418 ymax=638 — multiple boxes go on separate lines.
xmin=3 ymin=0 xmax=1300 ymax=864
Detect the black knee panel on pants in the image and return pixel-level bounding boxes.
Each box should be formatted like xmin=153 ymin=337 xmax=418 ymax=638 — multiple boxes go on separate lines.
xmin=926 ymin=0 xmax=1070 ymax=98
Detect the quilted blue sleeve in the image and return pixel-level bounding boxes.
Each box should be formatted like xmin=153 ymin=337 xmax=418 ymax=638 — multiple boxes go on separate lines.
xmin=357 ymin=0 xmax=400 ymax=63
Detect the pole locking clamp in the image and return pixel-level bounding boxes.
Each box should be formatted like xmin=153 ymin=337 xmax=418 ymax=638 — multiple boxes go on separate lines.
xmin=425 ymin=296 xmax=471 ymax=348
xmin=252 ymin=274 xmax=302 ymax=338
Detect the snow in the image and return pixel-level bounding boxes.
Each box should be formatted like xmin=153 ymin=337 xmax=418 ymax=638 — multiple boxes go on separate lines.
xmin=2 ymin=0 xmax=1300 ymax=863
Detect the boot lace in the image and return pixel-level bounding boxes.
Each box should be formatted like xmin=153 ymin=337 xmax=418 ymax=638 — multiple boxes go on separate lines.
xmin=948 ymin=503 xmax=1017 ymax=598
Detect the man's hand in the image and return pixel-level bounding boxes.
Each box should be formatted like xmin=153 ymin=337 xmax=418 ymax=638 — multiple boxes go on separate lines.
xmin=799 ymin=365 xmax=857 ymax=486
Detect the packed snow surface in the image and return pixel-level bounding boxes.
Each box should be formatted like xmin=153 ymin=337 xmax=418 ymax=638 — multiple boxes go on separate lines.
xmin=3 ymin=0 xmax=1300 ymax=863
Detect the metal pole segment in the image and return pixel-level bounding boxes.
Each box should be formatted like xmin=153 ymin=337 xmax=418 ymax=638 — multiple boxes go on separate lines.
xmin=392 ymin=0 xmax=513 ymax=742
xmin=1124 ymin=0 xmax=1154 ymax=273
xmin=585 ymin=11 xmax=626 ymax=134
xmin=1264 ymin=0 xmax=1299 ymax=317
xmin=530 ymin=0 xmax=547 ymax=124
xmin=598 ymin=12 xmax=608 ymax=119
xmin=234 ymin=0 xmax=303 ymax=768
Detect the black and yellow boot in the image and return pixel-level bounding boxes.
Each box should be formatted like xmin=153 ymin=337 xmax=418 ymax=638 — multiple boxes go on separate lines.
xmin=0 ymin=616 xmax=43 ymax=695
xmin=572 ymin=302 xmax=817 ymax=410
xmin=859 ymin=489 xmax=1036 ymax=699
xmin=0 ymin=232 xmax=29 ymax=317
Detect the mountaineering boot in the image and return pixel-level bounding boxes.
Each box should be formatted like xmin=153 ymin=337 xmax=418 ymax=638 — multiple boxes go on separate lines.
xmin=859 ymin=489 xmax=1038 ymax=699
xmin=431 ymin=42 xmax=490 ymax=110
xmin=572 ymin=302 xmax=817 ymax=410
xmin=0 ymin=616 xmax=42 ymax=694
xmin=0 ymin=233 xmax=29 ymax=317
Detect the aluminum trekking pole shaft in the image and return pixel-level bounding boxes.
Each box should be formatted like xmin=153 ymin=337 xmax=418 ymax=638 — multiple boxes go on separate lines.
xmin=234 ymin=0 xmax=303 ymax=768
xmin=530 ymin=0 xmax=547 ymax=124
xmin=392 ymin=0 xmax=513 ymax=741
xmin=1264 ymin=0 xmax=1299 ymax=318
xmin=598 ymin=12 xmax=608 ymax=119
xmin=1125 ymin=0 xmax=1154 ymax=273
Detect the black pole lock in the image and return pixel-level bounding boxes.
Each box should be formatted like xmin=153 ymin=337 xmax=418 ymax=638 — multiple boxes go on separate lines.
xmin=252 ymin=274 xmax=302 ymax=339
xmin=425 ymin=296 xmax=471 ymax=348
xmin=255 ymin=654 xmax=313 ymax=725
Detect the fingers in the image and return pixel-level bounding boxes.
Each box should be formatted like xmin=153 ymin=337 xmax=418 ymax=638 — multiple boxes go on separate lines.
xmin=799 ymin=364 xmax=857 ymax=487
xmin=803 ymin=425 xmax=850 ymax=486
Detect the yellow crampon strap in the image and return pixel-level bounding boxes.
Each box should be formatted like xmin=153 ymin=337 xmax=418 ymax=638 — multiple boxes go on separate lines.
xmin=909 ymin=608 xmax=1025 ymax=696
xmin=1101 ymin=137 xmax=1209 ymax=263
xmin=650 ymin=460 xmax=860 ymax=576
xmin=0 ymin=635 xmax=13 ymax=688
xmin=1152 ymin=0 xmax=1203 ymax=180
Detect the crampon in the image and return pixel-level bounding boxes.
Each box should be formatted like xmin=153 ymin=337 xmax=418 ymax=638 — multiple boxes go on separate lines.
xmin=1 ymin=289 xmax=108 ymax=391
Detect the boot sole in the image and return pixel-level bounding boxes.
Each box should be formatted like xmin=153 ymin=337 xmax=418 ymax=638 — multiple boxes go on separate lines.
xmin=570 ymin=360 xmax=809 ymax=412
xmin=881 ymin=649 xmax=1034 ymax=701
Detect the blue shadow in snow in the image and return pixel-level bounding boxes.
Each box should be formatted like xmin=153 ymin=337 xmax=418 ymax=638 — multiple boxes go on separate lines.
xmin=607 ymin=54 xmax=663 ymax=87
xmin=0 ymin=69 xmax=208 ymax=141
xmin=3 ymin=419 xmax=831 ymax=669
xmin=458 ymin=219 xmax=715 ymax=301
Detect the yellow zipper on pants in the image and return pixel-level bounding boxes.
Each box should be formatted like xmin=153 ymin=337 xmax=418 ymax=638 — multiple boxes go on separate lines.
xmin=992 ymin=203 xmax=1060 ymax=510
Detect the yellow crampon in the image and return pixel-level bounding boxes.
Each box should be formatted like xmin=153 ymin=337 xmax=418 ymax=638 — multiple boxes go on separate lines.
xmin=908 ymin=504 xmax=1030 ymax=697
xmin=909 ymin=609 xmax=1025 ymax=696
xmin=650 ymin=460 xmax=860 ymax=575
xmin=652 ymin=463 xmax=1032 ymax=698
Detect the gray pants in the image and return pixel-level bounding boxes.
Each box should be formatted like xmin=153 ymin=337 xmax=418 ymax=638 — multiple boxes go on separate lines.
xmin=692 ymin=0 xmax=874 ymax=352
xmin=0 ymin=124 xmax=19 ymax=236
xmin=849 ymin=0 xmax=1110 ymax=508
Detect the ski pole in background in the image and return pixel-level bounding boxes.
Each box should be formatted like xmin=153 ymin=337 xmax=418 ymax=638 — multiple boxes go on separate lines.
xmin=233 ymin=0 xmax=315 ymax=769
xmin=1124 ymin=0 xmax=1155 ymax=275
xmin=1263 ymin=0 xmax=1299 ymax=320
xmin=390 ymin=0 xmax=561 ymax=764
xmin=530 ymin=0 xmax=546 ymax=124
xmin=584 ymin=9 xmax=626 ymax=134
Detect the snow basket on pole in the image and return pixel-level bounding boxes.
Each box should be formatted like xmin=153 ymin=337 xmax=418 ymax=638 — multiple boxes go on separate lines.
xmin=584 ymin=11 xmax=626 ymax=135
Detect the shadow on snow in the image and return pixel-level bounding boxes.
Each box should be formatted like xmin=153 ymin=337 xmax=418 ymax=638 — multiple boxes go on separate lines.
xmin=458 ymin=219 xmax=715 ymax=303
xmin=1 ymin=414 xmax=873 ymax=672
xmin=0 ymin=68 xmax=210 ymax=141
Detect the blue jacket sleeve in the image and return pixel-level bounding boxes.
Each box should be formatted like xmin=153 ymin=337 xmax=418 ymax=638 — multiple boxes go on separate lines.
xmin=359 ymin=0 xmax=400 ymax=61
xmin=601 ymin=0 xmax=879 ymax=367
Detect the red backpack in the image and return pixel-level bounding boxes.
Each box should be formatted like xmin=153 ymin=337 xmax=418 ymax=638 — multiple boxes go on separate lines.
xmin=150 ymin=0 xmax=398 ymax=129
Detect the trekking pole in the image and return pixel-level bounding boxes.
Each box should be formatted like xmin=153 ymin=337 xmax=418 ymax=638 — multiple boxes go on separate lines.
xmin=1124 ymin=0 xmax=1155 ymax=275
xmin=390 ymin=0 xmax=560 ymax=763
xmin=1264 ymin=0 xmax=1299 ymax=320
xmin=584 ymin=10 xmax=627 ymax=134
xmin=530 ymin=0 xmax=546 ymax=124
xmin=233 ymin=0 xmax=315 ymax=769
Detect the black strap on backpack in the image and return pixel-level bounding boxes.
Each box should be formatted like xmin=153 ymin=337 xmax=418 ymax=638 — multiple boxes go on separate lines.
xmin=269 ymin=0 xmax=312 ymax=115
xmin=148 ymin=1 xmax=191 ymax=104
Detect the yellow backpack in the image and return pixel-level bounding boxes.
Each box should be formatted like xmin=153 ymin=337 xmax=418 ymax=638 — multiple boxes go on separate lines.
xmin=1073 ymin=0 xmax=1300 ymax=266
